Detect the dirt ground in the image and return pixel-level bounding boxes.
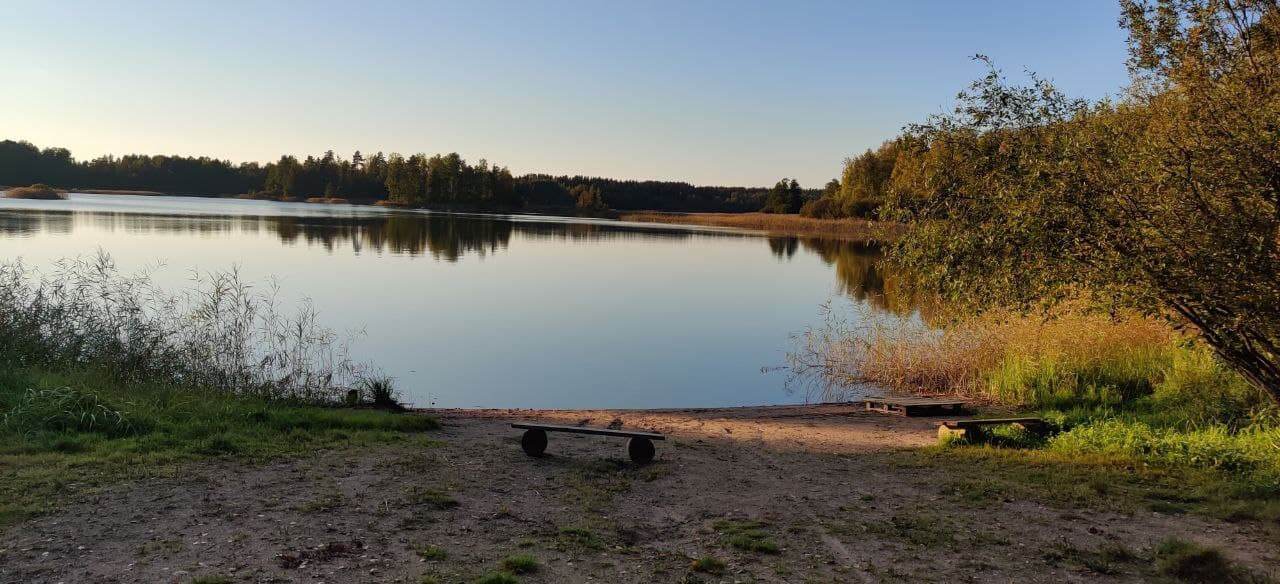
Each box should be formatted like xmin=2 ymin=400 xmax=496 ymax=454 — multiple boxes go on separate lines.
xmin=1 ymin=404 xmax=1276 ymax=583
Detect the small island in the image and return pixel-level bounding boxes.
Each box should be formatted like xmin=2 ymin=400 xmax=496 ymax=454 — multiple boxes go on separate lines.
xmin=3 ymin=183 xmax=66 ymax=200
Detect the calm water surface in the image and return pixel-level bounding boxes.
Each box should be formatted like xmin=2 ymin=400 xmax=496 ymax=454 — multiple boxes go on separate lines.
xmin=0 ymin=193 xmax=912 ymax=408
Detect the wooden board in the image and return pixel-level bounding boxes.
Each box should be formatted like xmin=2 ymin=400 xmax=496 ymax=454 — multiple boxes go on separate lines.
xmin=511 ymin=422 xmax=665 ymax=440
xmin=941 ymin=417 xmax=1044 ymax=429
xmin=859 ymin=396 xmax=968 ymax=417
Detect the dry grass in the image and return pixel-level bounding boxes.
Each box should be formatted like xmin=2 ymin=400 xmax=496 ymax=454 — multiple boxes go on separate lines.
xmin=76 ymin=189 xmax=167 ymax=196
xmin=787 ymin=304 xmax=1177 ymax=404
xmin=617 ymin=211 xmax=905 ymax=242
xmin=4 ymin=184 xmax=65 ymax=200
xmin=304 ymin=197 xmax=351 ymax=205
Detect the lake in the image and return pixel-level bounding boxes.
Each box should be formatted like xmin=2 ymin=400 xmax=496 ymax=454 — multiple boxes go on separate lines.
xmin=0 ymin=193 xmax=913 ymax=408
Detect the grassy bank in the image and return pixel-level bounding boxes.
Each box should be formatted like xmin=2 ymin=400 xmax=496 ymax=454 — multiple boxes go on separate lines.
xmin=0 ymin=254 xmax=438 ymax=525
xmin=618 ymin=211 xmax=905 ymax=242
xmin=789 ymin=306 xmax=1280 ymax=499
xmin=0 ymin=366 xmax=436 ymax=524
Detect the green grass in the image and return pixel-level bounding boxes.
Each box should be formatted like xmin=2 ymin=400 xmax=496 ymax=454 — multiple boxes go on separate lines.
xmin=713 ymin=518 xmax=781 ymax=554
xmin=691 ymin=555 xmax=727 ymax=574
xmin=0 ymin=365 xmax=438 ymax=525
xmin=933 ymin=338 xmax=1280 ymax=500
xmin=499 ymin=554 xmax=540 ymax=574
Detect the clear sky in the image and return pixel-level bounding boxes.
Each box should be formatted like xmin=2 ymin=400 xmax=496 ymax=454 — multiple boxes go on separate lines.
xmin=1 ymin=0 xmax=1131 ymax=187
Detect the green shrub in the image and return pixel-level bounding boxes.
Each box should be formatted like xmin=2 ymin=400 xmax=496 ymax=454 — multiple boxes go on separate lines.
xmin=691 ymin=555 xmax=727 ymax=574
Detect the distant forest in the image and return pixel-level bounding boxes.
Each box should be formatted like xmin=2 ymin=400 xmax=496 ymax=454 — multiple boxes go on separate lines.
xmin=0 ymin=139 xmax=814 ymax=213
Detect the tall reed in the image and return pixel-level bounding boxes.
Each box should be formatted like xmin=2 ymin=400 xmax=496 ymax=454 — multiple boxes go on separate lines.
xmin=0 ymin=251 xmax=372 ymax=403
xmin=785 ymin=303 xmax=1177 ymax=407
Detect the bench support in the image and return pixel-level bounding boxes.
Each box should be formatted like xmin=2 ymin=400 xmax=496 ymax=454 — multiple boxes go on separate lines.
xmin=514 ymin=423 xmax=662 ymax=464
xmin=627 ymin=437 xmax=655 ymax=464
xmin=521 ymin=428 xmax=548 ymax=457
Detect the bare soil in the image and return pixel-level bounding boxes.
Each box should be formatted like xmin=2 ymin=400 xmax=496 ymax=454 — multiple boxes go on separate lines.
xmin=1 ymin=405 xmax=1276 ymax=583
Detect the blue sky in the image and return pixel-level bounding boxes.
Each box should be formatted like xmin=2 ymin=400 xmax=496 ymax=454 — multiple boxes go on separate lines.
xmin=1 ymin=0 xmax=1131 ymax=186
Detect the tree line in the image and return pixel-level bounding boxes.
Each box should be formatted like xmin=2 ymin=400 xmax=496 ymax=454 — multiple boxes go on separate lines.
xmin=0 ymin=140 xmax=791 ymax=213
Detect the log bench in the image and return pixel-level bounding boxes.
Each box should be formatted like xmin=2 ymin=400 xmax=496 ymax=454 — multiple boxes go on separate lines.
xmin=512 ymin=422 xmax=665 ymax=464
xmin=937 ymin=417 xmax=1046 ymax=439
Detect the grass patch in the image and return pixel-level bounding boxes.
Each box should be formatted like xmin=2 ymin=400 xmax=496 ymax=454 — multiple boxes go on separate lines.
xmin=712 ymin=518 xmax=781 ymax=554
xmin=499 ymin=554 xmax=539 ymax=574
xmin=296 ymin=491 xmax=347 ymax=513
xmin=863 ymin=510 xmax=954 ymax=547
xmin=557 ymin=526 xmax=605 ymax=550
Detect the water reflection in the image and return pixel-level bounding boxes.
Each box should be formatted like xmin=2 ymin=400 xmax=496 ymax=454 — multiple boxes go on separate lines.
xmin=0 ymin=208 xmax=747 ymax=262
xmin=0 ymin=194 xmax=925 ymax=408
xmin=776 ymin=237 xmax=930 ymax=318
xmin=0 ymin=204 xmax=929 ymax=314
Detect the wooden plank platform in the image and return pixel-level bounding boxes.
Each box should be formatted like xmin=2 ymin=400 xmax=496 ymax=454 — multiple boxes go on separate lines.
xmin=938 ymin=417 xmax=1046 ymax=439
xmin=858 ymin=396 xmax=968 ymax=417
xmin=511 ymin=422 xmax=665 ymax=440
xmin=941 ymin=417 xmax=1044 ymax=429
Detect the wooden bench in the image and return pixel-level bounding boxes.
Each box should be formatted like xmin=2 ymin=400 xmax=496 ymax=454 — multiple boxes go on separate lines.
xmin=859 ymin=396 xmax=969 ymax=417
xmin=512 ymin=422 xmax=666 ymax=464
xmin=937 ymin=417 xmax=1046 ymax=439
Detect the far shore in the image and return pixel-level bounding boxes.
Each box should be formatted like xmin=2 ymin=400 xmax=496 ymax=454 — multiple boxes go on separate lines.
xmin=24 ymin=188 xmax=901 ymax=242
